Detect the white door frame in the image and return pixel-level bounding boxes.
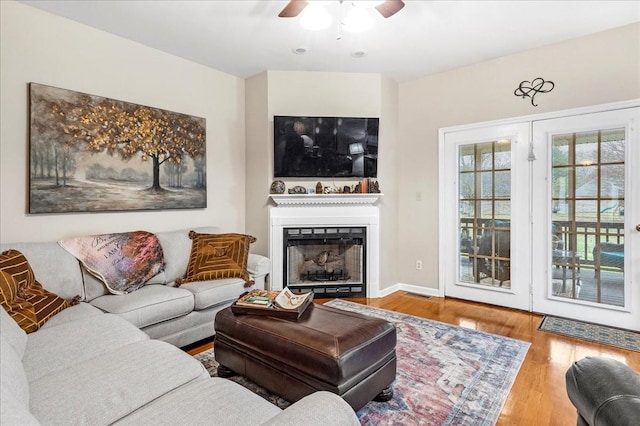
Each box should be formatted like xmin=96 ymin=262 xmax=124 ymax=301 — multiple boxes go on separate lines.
xmin=439 ymin=100 xmax=639 ymax=322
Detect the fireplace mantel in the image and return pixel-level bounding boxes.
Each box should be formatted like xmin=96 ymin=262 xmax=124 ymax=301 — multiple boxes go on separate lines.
xmin=270 ymin=194 xmax=382 ymax=207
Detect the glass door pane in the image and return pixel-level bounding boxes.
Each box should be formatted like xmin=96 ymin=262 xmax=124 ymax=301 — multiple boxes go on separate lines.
xmin=550 ymin=129 xmax=625 ymax=306
xmin=459 ymin=140 xmax=512 ymax=289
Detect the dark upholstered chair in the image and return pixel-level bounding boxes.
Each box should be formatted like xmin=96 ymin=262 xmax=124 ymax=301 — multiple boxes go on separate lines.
xmin=474 ymin=220 xmax=510 ymax=286
xmin=566 ymin=356 xmax=640 ymax=426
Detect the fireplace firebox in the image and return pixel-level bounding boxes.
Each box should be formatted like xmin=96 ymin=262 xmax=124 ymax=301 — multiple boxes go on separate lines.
xmin=283 ymin=226 xmax=366 ymax=298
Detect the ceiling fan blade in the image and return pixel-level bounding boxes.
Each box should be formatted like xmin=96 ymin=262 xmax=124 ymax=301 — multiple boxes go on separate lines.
xmin=278 ymin=0 xmax=309 ymax=18
xmin=375 ymin=0 xmax=405 ymax=18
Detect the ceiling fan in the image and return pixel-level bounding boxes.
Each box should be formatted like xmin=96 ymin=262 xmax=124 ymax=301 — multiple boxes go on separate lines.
xmin=279 ymin=0 xmax=405 ymax=19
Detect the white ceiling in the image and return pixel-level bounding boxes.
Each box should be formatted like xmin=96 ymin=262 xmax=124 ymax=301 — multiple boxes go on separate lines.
xmin=20 ymin=0 xmax=640 ymax=82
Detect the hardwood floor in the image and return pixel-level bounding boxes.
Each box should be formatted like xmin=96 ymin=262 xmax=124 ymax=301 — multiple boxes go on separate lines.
xmin=187 ymin=291 xmax=640 ymax=425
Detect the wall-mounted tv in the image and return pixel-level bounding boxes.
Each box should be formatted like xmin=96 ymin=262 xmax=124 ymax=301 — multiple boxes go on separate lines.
xmin=274 ymin=116 xmax=379 ymax=178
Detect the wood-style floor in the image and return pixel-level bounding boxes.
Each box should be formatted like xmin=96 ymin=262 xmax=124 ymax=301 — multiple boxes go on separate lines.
xmin=186 ymin=291 xmax=640 ymax=425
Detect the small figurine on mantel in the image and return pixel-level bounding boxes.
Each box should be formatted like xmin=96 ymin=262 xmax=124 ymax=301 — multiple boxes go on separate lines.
xmin=288 ymin=186 xmax=307 ymax=194
xmin=270 ymin=180 xmax=286 ymax=194
xmin=315 ymin=182 xmax=323 ymax=194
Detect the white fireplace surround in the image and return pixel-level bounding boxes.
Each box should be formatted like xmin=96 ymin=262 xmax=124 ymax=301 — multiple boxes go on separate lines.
xmin=269 ymin=194 xmax=381 ymax=298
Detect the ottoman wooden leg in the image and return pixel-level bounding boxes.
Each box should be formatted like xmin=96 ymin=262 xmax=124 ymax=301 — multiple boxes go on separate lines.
xmin=373 ymin=385 xmax=393 ymax=402
xmin=216 ymin=364 xmax=237 ymax=378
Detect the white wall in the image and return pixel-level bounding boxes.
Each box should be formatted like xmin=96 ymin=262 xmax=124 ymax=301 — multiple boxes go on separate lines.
xmin=245 ymin=71 xmax=399 ymax=290
xmin=0 ymin=2 xmax=246 ymax=243
xmin=397 ymin=23 xmax=640 ymax=291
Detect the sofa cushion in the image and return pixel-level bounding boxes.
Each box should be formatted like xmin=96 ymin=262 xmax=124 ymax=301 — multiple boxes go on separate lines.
xmin=38 ymin=302 xmax=104 ymax=329
xmin=0 ymin=304 xmax=28 ymax=358
xmin=178 ymin=277 xmax=248 ymax=310
xmin=0 ymin=333 xmax=30 ymax=406
xmin=59 ymin=231 xmax=166 ymax=295
xmin=23 ymin=313 xmax=149 ymax=382
xmin=0 ymin=250 xmax=71 ymax=332
xmin=113 ymin=377 xmax=281 ymax=426
xmin=90 ymin=285 xmax=194 ymax=328
xmin=176 ymin=231 xmax=256 ymax=287
xmin=82 ymin=264 xmax=168 ymax=302
xmin=29 ymin=339 xmax=208 ymax=425
xmin=0 ymin=241 xmax=84 ymax=300
xmin=155 ymin=227 xmax=219 ymax=284
xmin=0 ymin=393 xmax=40 ymax=426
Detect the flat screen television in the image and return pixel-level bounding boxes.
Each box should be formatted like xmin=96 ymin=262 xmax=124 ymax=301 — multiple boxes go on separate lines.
xmin=274 ymin=116 xmax=378 ymax=178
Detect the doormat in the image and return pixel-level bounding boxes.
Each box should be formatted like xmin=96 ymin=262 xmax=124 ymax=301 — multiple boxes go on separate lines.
xmin=538 ymin=315 xmax=640 ymax=352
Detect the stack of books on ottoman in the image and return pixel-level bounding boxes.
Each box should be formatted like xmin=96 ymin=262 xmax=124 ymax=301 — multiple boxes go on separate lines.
xmin=231 ymin=287 xmax=313 ymax=319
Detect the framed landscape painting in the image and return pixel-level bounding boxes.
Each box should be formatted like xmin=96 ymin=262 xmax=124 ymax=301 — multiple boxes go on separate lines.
xmin=28 ymin=83 xmax=207 ymax=213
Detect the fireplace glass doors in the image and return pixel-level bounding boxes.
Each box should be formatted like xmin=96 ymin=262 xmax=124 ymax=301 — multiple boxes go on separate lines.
xmin=283 ymin=227 xmax=366 ymax=298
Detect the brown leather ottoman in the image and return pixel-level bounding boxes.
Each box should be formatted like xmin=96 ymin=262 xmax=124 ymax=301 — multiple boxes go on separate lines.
xmin=213 ymin=303 xmax=397 ymax=411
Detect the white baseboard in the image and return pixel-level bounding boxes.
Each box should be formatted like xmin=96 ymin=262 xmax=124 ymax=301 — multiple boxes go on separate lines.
xmin=376 ymin=283 xmax=442 ymax=298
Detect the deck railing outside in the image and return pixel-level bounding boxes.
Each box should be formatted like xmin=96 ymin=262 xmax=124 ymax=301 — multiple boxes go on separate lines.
xmin=460 ymin=218 xmax=624 ymax=273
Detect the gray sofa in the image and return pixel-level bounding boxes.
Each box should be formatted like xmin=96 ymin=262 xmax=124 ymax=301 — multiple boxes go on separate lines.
xmin=0 ymin=227 xmax=360 ymax=425
xmin=1 ymin=227 xmax=270 ymax=348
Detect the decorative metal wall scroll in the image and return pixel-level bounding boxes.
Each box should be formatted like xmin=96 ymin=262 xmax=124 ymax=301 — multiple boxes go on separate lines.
xmin=514 ymin=78 xmax=555 ymax=107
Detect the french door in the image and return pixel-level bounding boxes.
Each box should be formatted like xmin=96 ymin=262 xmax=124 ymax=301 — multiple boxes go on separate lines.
xmin=440 ymin=103 xmax=639 ymax=330
xmin=440 ymin=123 xmax=531 ymax=311
xmin=531 ymin=107 xmax=639 ymax=330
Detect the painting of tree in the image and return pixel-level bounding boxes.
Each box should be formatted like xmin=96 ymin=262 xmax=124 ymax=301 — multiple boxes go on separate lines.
xmin=29 ymin=83 xmax=206 ymax=213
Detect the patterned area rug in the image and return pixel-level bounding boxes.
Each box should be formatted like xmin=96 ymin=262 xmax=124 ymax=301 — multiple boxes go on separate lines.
xmin=539 ymin=315 xmax=640 ymax=352
xmin=195 ymin=300 xmax=530 ymax=425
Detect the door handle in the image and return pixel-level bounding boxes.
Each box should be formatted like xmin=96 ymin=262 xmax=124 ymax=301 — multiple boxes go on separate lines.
xmin=636 ymin=224 xmax=640 ymax=232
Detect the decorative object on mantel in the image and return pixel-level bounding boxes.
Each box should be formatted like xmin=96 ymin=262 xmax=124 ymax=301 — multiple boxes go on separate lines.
xmin=315 ymin=181 xmax=323 ymax=194
xmin=354 ymin=178 xmax=381 ymax=194
xmin=270 ymin=180 xmax=286 ymax=194
xmin=323 ymin=185 xmax=340 ymax=194
xmin=288 ymin=185 xmax=307 ymax=194
xmin=28 ymin=83 xmax=206 ymax=214
xmin=514 ymin=77 xmax=555 ymax=107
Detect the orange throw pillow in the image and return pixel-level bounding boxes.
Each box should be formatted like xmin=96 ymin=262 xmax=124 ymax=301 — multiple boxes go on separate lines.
xmin=0 ymin=249 xmax=75 ymax=333
xmin=176 ymin=231 xmax=256 ymax=288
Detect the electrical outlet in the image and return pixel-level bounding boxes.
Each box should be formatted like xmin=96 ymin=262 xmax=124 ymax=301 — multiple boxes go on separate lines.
xmin=416 ymin=260 xmax=423 ymax=270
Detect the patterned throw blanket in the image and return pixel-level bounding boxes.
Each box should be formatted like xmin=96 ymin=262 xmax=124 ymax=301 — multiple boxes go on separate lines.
xmin=59 ymin=231 xmax=166 ymax=295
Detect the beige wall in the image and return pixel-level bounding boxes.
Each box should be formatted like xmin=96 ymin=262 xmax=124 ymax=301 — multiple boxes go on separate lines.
xmin=245 ymin=72 xmax=270 ymax=255
xmin=0 ymin=2 xmax=246 ymax=243
xmin=2 ymin=2 xmax=637 ymax=296
xmin=245 ymin=71 xmax=399 ymax=290
xmin=397 ymin=23 xmax=640 ymax=290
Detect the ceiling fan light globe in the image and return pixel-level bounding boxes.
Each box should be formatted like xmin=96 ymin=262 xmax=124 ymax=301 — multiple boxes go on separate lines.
xmin=343 ymin=7 xmax=373 ymax=32
xmin=299 ymin=4 xmax=332 ymax=30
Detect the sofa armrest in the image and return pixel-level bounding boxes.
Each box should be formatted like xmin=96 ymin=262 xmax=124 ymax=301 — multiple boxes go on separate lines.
xmin=566 ymin=356 xmax=640 ymax=426
xmin=261 ymin=391 xmax=359 ymax=426
xmin=248 ymin=253 xmax=271 ymax=278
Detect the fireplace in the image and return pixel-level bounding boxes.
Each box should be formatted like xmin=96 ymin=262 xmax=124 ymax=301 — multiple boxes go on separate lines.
xmin=283 ymin=226 xmax=366 ymax=297
xmin=269 ymin=194 xmax=381 ymax=298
